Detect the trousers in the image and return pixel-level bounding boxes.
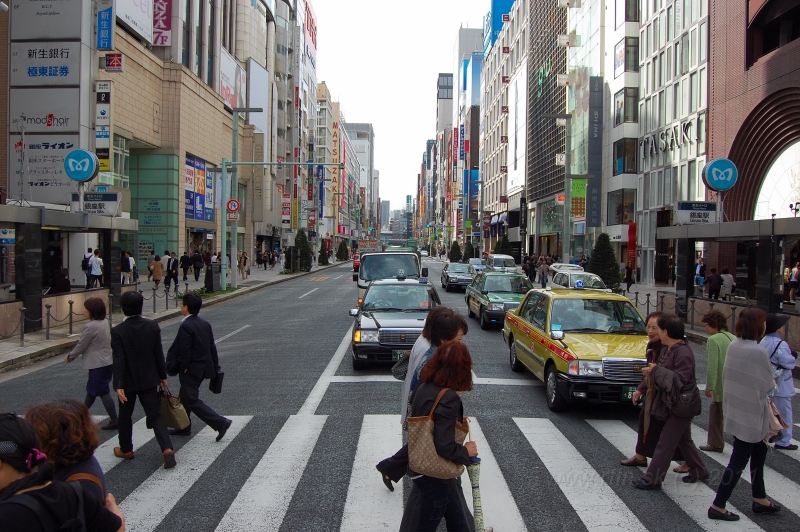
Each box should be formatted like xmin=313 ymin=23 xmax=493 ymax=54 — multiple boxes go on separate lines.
xmin=400 ymin=476 xmax=474 ymax=532
xmin=707 ymin=401 xmax=725 ymax=449
xmin=179 ymin=372 xmax=226 ymax=431
xmin=643 ymin=414 xmax=708 ymax=485
xmin=773 ymin=395 xmax=794 ymax=446
xmin=713 ymin=438 xmax=768 ymax=508
xmin=118 ymin=387 xmax=173 ymax=453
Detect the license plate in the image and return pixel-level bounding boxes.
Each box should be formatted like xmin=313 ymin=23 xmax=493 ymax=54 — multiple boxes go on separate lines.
xmin=621 ymin=385 xmax=637 ymax=401
xmin=392 ymin=350 xmax=409 ymax=361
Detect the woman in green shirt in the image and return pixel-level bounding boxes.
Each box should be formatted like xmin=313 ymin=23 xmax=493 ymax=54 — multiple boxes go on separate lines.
xmin=700 ymin=309 xmax=735 ymax=452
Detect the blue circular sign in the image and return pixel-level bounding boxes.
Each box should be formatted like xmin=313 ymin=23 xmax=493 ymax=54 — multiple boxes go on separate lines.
xmin=63 ymin=150 xmax=99 ymax=182
xmin=702 ymin=158 xmax=738 ymax=192
xmin=575 ymin=280 xmax=584 ymax=289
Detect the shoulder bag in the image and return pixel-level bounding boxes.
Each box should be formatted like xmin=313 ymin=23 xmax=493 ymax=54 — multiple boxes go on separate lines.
xmin=158 ymin=386 xmax=190 ymax=430
xmin=407 ymin=387 xmax=470 ymax=479
xmin=671 ymin=382 xmax=702 ymax=418
xmin=766 ymin=398 xmax=790 ymax=443
xmin=391 ymin=352 xmax=410 ymax=381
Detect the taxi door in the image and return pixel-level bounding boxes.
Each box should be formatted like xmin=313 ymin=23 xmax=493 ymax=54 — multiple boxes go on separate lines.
xmin=510 ymin=292 xmax=540 ymax=371
xmin=527 ymin=294 xmax=551 ymax=380
xmin=467 ymin=274 xmax=485 ymax=316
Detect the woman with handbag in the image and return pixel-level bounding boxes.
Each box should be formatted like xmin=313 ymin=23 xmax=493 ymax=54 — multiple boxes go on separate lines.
xmin=758 ymin=313 xmax=797 ymax=450
xmin=377 ymin=308 xmax=468 ymax=491
xmin=632 ymin=314 xmax=708 ymax=490
xmin=708 ymin=308 xmax=781 ymax=521
xmin=401 ymin=341 xmax=477 ymax=532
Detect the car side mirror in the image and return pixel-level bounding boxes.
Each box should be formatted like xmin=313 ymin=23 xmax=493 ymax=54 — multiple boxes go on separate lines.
xmin=349 ymin=308 xmax=358 ymax=317
xmin=550 ymin=330 xmax=564 ymax=341
xmin=422 ymin=267 xmax=429 ymax=277
xmin=352 ymin=274 xmax=358 ymax=281
xmin=481 ymin=290 xmax=489 ymax=295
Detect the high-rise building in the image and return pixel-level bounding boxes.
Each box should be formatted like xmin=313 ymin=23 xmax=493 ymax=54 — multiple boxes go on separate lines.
xmin=381 ymin=200 xmax=390 ymax=229
xmin=344 ymin=123 xmax=377 ymax=235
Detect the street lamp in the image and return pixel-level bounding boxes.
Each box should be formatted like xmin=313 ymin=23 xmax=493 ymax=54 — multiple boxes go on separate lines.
xmin=790 ymin=204 xmax=800 ymax=217
xmin=542 ymin=113 xmax=572 ymax=264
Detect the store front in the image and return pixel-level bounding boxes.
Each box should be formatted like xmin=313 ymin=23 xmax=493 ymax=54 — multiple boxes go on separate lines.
xmin=537 ymin=198 xmax=563 ymax=257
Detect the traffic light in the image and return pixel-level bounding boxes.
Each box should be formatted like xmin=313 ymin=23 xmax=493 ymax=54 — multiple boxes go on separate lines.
xmin=426 ymin=223 xmax=430 ymax=228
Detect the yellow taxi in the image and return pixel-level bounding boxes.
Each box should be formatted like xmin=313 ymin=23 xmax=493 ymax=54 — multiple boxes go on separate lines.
xmin=502 ymin=288 xmax=649 ymax=411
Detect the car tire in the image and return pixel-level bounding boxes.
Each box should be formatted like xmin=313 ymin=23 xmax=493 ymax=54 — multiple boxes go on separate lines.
xmin=509 ymin=341 xmax=524 ymax=372
xmin=352 ymin=357 xmax=366 ymax=370
xmin=545 ymin=364 xmax=568 ymax=412
xmin=479 ymin=308 xmax=490 ymax=330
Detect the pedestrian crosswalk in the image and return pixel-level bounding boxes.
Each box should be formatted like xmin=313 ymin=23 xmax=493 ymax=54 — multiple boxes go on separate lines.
xmin=93 ymin=413 xmax=800 ymax=531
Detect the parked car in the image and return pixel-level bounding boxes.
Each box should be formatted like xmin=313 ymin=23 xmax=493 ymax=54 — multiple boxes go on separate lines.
xmin=550 ymin=271 xmax=610 ymax=292
xmin=502 ymin=289 xmax=648 ymax=411
xmin=485 ymin=254 xmax=517 ymax=273
xmin=549 ymin=263 xmax=584 ymax=274
xmin=441 ymin=263 xmax=473 ymax=292
xmin=465 ymin=272 xmax=532 ymax=329
xmin=467 ymin=257 xmax=486 ymax=275
xmin=348 ymin=277 xmax=441 ymax=369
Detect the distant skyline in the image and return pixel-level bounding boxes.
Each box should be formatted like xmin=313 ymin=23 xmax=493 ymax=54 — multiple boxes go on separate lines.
xmin=313 ymin=0 xmax=489 ymax=211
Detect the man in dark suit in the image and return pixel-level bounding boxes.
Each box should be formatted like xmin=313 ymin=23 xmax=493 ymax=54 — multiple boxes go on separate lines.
xmin=164 ymin=251 xmax=180 ymax=294
xmin=179 ymin=251 xmax=192 ymax=281
xmin=166 ymin=292 xmax=232 ymax=440
xmin=111 ymin=291 xmax=176 ymax=469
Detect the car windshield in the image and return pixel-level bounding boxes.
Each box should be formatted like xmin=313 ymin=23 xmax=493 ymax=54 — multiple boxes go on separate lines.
xmin=549 ymin=299 xmax=646 ymax=334
xmin=483 ymin=276 xmax=532 ymax=293
xmin=449 ymin=265 xmax=470 ymax=274
xmin=569 ymin=273 xmax=607 ymax=289
xmin=360 ymin=254 xmax=420 ymax=281
xmin=468 ymin=258 xmax=485 ymax=266
xmin=362 ymin=285 xmax=436 ymax=311
xmin=553 ymin=264 xmax=583 ymax=271
xmin=494 ymin=258 xmax=515 ymax=267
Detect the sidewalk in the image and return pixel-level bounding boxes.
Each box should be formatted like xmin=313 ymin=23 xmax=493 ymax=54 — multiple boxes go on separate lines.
xmin=0 ymin=260 xmax=348 ymax=373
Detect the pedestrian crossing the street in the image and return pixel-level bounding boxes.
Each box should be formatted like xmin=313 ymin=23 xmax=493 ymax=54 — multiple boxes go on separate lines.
xmin=94 ymin=413 xmax=800 ymax=531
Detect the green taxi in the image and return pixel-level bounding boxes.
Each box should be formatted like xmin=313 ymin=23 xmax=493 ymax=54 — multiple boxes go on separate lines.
xmin=465 ymin=272 xmax=533 ymax=330
xmin=502 ymin=288 xmax=649 ymax=411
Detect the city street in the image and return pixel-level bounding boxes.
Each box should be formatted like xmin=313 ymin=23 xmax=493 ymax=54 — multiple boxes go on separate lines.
xmin=1 ymin=259 xmax=800 ymax=531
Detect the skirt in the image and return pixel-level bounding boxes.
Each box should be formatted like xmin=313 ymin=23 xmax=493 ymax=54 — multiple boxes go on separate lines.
xmin=86 ymin=365 xmax=113 ymax=397
xmin=635 ymin=406 xmax=685 ymax=460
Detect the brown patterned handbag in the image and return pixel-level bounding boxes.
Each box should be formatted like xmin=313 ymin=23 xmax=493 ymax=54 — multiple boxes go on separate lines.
xmin=408 ymin=387 xmax=470 ymax=479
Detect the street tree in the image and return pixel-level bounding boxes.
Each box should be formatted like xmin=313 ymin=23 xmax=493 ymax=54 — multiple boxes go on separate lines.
xmin=586 ymin=232 xmax=621 ymax=290
xmin=494 ymin=235 xmax=513 ymax=255
xmin=336 ymin=241 xmax=349 ymax=261
xmin=296 ymin=229 xmax=313 ymax=271
xmin=448 ymin=241 xmax=462 ymax=263
xmin=318 ymin=244 xmax=329 ymax=265
xmin=463 ymin=240 xmax=475 ymax=260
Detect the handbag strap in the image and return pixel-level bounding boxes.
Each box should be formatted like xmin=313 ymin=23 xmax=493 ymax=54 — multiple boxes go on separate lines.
xmin=66 ymin=473 xmax=103 ymax=493
xmin=426 ymin=387 xmax=451 ymax=419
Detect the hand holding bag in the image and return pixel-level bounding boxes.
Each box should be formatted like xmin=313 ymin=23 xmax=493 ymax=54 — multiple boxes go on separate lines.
xmin=407 ymin=388 xmax=469 ymax=479
xmin=209 ymin=367 xmax=224 ymax=394
xmin=766 ymin=397 xmax=790 ymax=443
xmin=158 ymin=386 xmax=191 ymax=430
xmin=391 ymin=352 xmax=410 ymax=381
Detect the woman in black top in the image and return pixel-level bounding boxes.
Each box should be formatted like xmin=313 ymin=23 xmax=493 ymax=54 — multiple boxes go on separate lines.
xmin=0 ymin=413 xmax=125 ymax=531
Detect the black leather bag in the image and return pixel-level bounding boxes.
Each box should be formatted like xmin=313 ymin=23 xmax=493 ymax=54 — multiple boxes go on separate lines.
xmin=209 ymin=370 xmax=224 ymax=394
xmin=671 ymin=383 xmax=702 ymax=418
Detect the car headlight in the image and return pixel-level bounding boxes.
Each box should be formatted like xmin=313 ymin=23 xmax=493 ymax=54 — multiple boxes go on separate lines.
xmin=354 ymin=330 xmax=379 ymax=343
xmin=488 ymin=303 xmax=504 ymax=311
xmin=567 ymin=360 xmax=604 ymax=376
xmin=449 ymin=276 xmax=457 ymax=282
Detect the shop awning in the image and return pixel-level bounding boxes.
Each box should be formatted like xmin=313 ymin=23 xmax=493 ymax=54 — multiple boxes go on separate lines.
xmin=490 ymin=215 xmax=499 ymax=225
xmin=498 ymin=213 xmax=508 ymax=223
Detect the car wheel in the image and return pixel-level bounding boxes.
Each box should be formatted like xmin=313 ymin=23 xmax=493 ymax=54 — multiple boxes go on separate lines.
xmin=479 ymin=308 xmax=490 ymax=330
xmin=545 ymin=364 xmax=568 ymax=412
xmin=509 ymin=341 xmax=524 ymax=372
xmin=352 ymin=356 xmax=366 ymax=370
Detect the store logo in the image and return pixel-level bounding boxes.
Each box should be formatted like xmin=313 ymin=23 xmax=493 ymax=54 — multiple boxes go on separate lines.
xmin=26 ymin=114 xmax=70 ymax=127
xmin=100 ymin=109 xmax=107 ymax=116
xmin=67 ymin=158 xmax=91 ymax=173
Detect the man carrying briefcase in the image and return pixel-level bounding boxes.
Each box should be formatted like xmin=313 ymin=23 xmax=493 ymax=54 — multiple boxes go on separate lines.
xmin=166 ymin=292 xmax=231 ymax=441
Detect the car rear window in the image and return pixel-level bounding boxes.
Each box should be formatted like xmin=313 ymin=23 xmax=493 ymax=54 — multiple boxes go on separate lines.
xmin=360 ymin=254 xmax=420 ymax=281
xmin=570 ymin=274 xmax=607 ymax=289
xmin=362 ymin=285 xmax=435 ymax=311
xmin=449 ymin=265 xmax=470 ymax=273
xmin=483 ymin=276 xmax=532 ymax=293
xmin=494 ymin=258 xmax=515 ymax=267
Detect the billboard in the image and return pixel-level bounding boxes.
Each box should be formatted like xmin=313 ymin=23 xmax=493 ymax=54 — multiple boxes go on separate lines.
xmin=304 ymin=0 xmax=317 ymax=69
xmin=10 ymin=88 xmax=80 ymax=133
xmin=117 ymin=0 xmax=154 ymax=44
xmin=8 ymin=134 xmax=79 ymax=205
xmin=11 ymin=0 xmax=84 ymax=40
xmin=152 ymin=0 xmax=172 ymax=46
xmin=507 ymin=60 xmax=527 ymax=195
xmin=185 ymin=155 xmax=196 ymax=218
xmin=247 ymin=59 xmax=271 ymax=135
xmin=219 ymin=48 xmax=247 ymax=109
xmin=10 ymin=42 xmax=82 ymax=87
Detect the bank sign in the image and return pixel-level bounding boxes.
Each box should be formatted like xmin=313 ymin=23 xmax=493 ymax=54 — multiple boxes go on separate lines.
xmin=676 ymin=202 xmax=717 ymax=225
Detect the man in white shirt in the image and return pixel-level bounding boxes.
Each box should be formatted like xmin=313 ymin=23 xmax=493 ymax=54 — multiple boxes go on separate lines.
xmin=89 ymin=249 xmax=103 ymax=288
xmin=83 ymin=248 xmax=94 ymax=289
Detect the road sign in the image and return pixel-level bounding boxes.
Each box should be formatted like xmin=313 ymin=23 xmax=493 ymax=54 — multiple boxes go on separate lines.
xmin=227 ymin=199 xmax=241 ymax=212
xmin=63 ymin=150 xmax=99 ymax=182
xmin=227 ymin=212 xmax=240 ymax=220
xmin=702 ymin=159 xmax=738 ymax=192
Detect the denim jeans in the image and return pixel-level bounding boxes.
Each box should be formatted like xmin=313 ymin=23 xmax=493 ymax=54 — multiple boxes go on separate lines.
xmin=404 ymin=476 xmax=473 ymax=532
xmin=713 ymin=438 xmax=768 ymax=508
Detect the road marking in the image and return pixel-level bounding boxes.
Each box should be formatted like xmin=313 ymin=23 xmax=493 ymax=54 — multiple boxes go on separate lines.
xmin=121 ymin=416 xmax=251 ymax=532
xmin=692 ymin=424 xmax=800 ymax=516
xmin=341 ymin=415 xmax=403 ymax=530
xmin=96 ymin=418 xmax=155 ymax=473
xmin=514 ymin=417 xmax=645 ymax=531
xmin=459 ymin=418 xmax=527 ymax=531
xmin=587 ymin=419 xmax=761 ymax=532
xmin=326 ymin=374 xmax=542 ymax=386
xmin=307 ymin=276 xmax=329 ymax=282
xmin=330 ymin=375 xmax=398 ymax=383
xmin=298 ymin=288 xmax=319 ymax=298
xmin=297 ymin=324 xmax=353 ymax=415
xmin=215 ymin=415 xmax=327 ymax=532
xmin=92 ymin=415 xmax=107 ymax=425
xmin=333 ymin=274 xmax=343 ymax=280
xmin=216 ymin=325 xmax=251 ymax=343
xmin=473 ymin=377 xmax=542 ymax=386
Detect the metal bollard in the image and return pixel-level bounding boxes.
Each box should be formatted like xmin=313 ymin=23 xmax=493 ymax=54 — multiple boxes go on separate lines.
xmin=730 ymin=306 xmax=737 ymax=333
xmin=68 ymin=300 xmax=74 ymax=335
xmin=634 ymin=291 xmax=640 ymax=308
xmin=108 ymin=294 xmax=113 ymax=327
xmin=709 ymin=302 xmax=715 ymax=312
xmin=152 ymin=287 xmax=157 ymax=314
xmin=19 ymin=307 xmax=26 ymax=347
xmin=45 ymin=304 xmax=52 ymax=340
xmin=690 ymin=299 xmax=696 ymax=330
xmin=185 ymin=282 xmax=189 ymax=296
xmin=165 ymin=288 xmax=170 ymax=310
xmin=175 ymin=288 xmax=179 ymax=306
xmin=645 ymin=293 xmax=651 ymax=316
xmin=659 ymin=294 xmax=665 ymax=312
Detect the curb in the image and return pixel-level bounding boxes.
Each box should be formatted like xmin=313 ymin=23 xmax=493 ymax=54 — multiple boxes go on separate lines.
xmin=0 ymin=262 xmax=349 ymax=373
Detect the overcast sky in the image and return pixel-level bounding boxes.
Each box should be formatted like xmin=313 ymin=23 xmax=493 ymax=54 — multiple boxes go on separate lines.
xmin=313 ymin=0 xmax=489 ymax=213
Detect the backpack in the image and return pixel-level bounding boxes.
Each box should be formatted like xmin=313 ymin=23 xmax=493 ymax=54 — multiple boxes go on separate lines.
xmin=81 ymin=256 xmax=90 ymax=271
xmin=1 ymin=481 xmax=87 ymax=532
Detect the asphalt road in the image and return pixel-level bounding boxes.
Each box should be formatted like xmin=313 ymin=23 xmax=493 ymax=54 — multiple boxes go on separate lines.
xmin=1 ymin=258 xmax=799 ymax=531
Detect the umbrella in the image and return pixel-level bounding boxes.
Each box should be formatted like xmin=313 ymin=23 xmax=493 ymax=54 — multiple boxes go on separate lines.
xmin=466 ymin=456 xmax=492 ymax=532
xmin=642 ymin=349 xmax=656 ymax=443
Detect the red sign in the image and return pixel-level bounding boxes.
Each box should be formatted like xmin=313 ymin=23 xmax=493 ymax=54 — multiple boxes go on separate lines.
xmin=501 ymin=106 xmax=509 ymax=113
xmin=105 ymin=53 xmax=123 ymax=71
xmin=464 ymin=139 xmax=470 ymax=154
xmin=152 ymin=0 xmax=172 ymax=46
xmin=500 ymin=195 xmax=508 ymax=203
xmin=226 ymin=199 xmax=240 ymax=212
xmin=501 ymin=135 xmax=508 ymax=143
xmin=502 ymin=76 xmax=509 ymax=83
xmin=628 ymin=222 xmax=637 ymax=267
xmin=500 ymin=166 xmax=508 ymax=173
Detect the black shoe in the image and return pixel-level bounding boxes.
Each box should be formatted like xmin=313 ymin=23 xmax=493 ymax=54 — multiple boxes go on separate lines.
xmin=708 ymin=507 xmax=740 ymax=521
xmin=169 ymin=426 xmax=192 ymax=436
xmin=101 ymin=421 xmax=119 ymax=431
xmin=752 ymin=501 xmax=781 ymax=514
xmin=375 ymin=465 xmax=394 ymax=492
xmin=216 ymin=418 xmax=232 ymax=442
xmin=774 ymin=443 xmax=798 ymax=450
xmin=631 ymin=478 xmax=660 ymax=490
xmin=682 ymin=473 xmax=709 ymax=483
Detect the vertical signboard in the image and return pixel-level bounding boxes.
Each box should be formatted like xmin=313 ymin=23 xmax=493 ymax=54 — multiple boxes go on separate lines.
xmin=194 ymin=159 xmax=205 ymax=220
xmin=185 ymin=154 xmax=196 ymax=218
xmin=97 ymin=0 xmax=116 ymax=50
xmin=459 ymin=124 xmax=465 ymax=161
xmin=586 ymin=77 xmax=603 ymax=227
xmin=204 ymin=164 xmax=214 ymax=222
xmin=152 ymin=0 xmax=172 ymax=46
xmin=11 ymin=0 xmax=84 ymax=40
xmin=282 ymin=193 xmax=291 ymax=227
xmin=252 ymin=133 xmax=265 ymax=222
xmin=452 ymin=128 xmax=458 ymax=167
xmin=95 ymin=82 xmax=112 ymax=173
xmin=318 ymin=166 xmax=324 ymax=218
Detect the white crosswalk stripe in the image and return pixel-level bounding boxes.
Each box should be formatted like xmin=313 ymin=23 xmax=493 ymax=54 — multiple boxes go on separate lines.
xmin=586 ymin=419 xmax=763 ymax=532
xmin=120 ymin=416 xmax=251 ymax=532
xmin=514 ymin=417 xmax=646 ymax=531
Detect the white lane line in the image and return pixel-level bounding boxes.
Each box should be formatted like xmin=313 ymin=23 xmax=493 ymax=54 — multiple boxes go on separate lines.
xmin=333 ymin=274 xmax=343 ymax=280
xmin=215 ymin=415 xmax=327 ymax=532
xmin=121 ymin=416 xmax=251 ymax=532
xmin=92 ymin=415 xmax=107 ymax=425
xmin=473 ymin=377 xmax=542 ymax=386
xmin=587 ymin=419 xmax=761 ymax=532
xmin=326 ymin=374 xmax=541 ymax=386
xmin=330 ymin=375 xmax=398 ymax=383
xmin=298 ymin=288 xmax=319 ymax=299
xmin=341 ymin=415 xmax=403 ymax=530
xmin=297 ymin=325 xmax=353 ymax=416
xmin=459 ymin=418 xmax=527 ymax=531
xmin=692 ymin=424 xmax=800 ymax=517
xmin=96 ymin=418 xmax=155 ymax=473
xmin=514 ymin=418 xmax=645 ymax=531
xmin=216 ymin=325 xmax=251 ymax=344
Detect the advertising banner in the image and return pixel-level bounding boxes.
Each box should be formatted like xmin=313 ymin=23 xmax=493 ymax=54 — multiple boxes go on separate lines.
xmin=10 ymin=88 xmax=80 ymax=133
xmin=459 ymin=124 xmax=465 ymax=161
xmin=571 ymin=179 xmax=586 ymax=218
xmin=11 ymin=0 xmax=84 ymax=40
xmin=627 ymin=222 xmax=637 ymax=266
xmin=204 ymin=167 xmax=214 ymax=222
xmin=282 ymin=193 xmax=291 ymax=227
xmin=117 ymin=0 xmax=154 ymax=44
xmin=8 ymin=134 xmax=78 ymax=205
xmin=152 ymin=0 xmax=172 ymax=46
xmin=10 ymin=42 xmax=81 ymax=87
xmin=97 ymin=0 xmax=115 ymax=50
xmin=507 ymin=60 xmax=527 ymax=194
xmin=304 ymin=0 xmax=317 ymax=69
xmin=452 ymin=128 xmax=458 ymax=167
xmin=185 ymin=155 xmax=195 ymax=218
xmin=194 ymin=159 xmax=206 ymax=220
xmin=95 ymin=81 xmax=112 ymax=173
xmin=247 ymin=59 xmax=270 ymax=134
xmin=219 ymin=48 xmax=247 ymax=109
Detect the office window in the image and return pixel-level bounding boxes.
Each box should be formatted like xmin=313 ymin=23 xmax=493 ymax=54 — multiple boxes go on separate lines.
xmin=697 ymin=113 xmax=706 ymax=155
xmin=681 ymin=77 xmax=689 ymax=116
xmin=688 ymin=160 xmax=697 ymax=200
xmin=206 ymin=0 xmax=214 ymax=86
xmin=667 ymin=6 xmax=673 ymax=40
xmin=690 ymin=28 xmax=697 ymax=67
xmin=660 ymin=51 xmax=666 ymax=86
xmin=664 ymin=167 xmax=672 ymax=205
xmin=616 ymin=0 xmax=639 ymax=28
xmin=681 ymin=33 xmax=689 ymax=74
xmin=614 ymin=88 xmax=639 ymax=126
xmin=626 ymin=38 xmax=640 ymax=73
xmin=666 ymin=46 xmax=672 ymax=82
xmin=608 ymin=189 xmax=637 ymax=225
xmin=194 ymin=0 xmax=202 ymax=76
xmin=690 ymin=72 xmax=698 ymax=112
xmin=613 ymin=138 xmax=638 ymax=176
xmin=659 ymin=90 xmax=666 ymax=126
xmin=182 ymin=0 xmax=191 ymax=67
xmin=673 ymin=82 xmax=680 ymax=120
xmin=699 ymin=22 xmax=707 ymax=63
xmin=643 ymin=173 xmax=650 ymax=209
